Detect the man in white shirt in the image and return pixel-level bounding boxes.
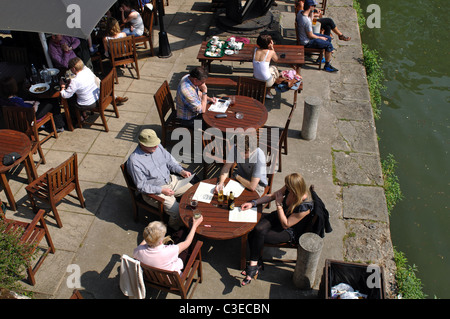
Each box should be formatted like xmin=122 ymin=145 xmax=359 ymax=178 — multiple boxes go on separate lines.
xmin=60 ymin=57 xmax=99 ymax=118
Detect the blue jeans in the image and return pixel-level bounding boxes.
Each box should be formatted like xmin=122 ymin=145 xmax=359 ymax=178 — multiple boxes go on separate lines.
xmin=305 ymin=33 xmax=334 ymax=52
xmin=122 ymin=28 xmax=140 ymax=36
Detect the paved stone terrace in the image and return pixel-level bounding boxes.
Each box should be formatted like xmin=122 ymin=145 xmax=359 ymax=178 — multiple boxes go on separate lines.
xmin=1 ymin=0 xmax=395 ymax=299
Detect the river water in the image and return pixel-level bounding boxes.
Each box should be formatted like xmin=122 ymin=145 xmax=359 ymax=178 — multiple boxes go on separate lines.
xmin=357 ymin=0 xmax=449 ymax=298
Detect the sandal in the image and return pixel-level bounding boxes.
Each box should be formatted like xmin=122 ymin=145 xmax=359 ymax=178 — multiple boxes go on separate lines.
xmin=241 ymin=259 xmax=264 ymax=286
xmin=241 ymin=264 xmax=259 ymax=286
xmin=339 ymin=35 xmax=351 ymax=41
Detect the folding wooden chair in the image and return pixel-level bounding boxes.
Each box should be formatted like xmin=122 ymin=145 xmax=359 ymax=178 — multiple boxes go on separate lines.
xmin=0 ymin=208 xmax=55 ymax=285
xmin=133 ymin=4 xmax=155 ymax=56
xmin=154 ymin=80 xmax=189 ymax=146
xmin=1 ymin=105 xmax=52 ymax=166
xmin=120 ymin=162 xmax=165 ymax=222
xmin=237 ymin=76 xmax=267 ymax=104
xmin=73 ymin=70 xmax=119 ymax=132
xmin=25 ymin=153 xmax=85 ymax=228
xmin=141 ymin=240 xmax=203 ymax=299
xmin=108 ymin=35 xmax=140 ymax=83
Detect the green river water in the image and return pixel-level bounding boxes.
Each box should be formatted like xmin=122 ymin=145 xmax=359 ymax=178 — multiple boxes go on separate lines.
xmin=358 ymin=0 xmax=449 ymax=298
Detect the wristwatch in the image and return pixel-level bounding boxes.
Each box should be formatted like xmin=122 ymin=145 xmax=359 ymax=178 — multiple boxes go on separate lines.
xmin=251 ymin=200 xmax=257 ymax=207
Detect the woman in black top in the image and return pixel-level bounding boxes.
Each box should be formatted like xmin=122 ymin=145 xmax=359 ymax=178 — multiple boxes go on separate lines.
xmin=240 ymin=173 xmax=313 ymax=286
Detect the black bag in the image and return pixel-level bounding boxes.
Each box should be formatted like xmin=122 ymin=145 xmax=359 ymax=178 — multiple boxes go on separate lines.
xmin=2 ymin=152 xmax=21 ymax=166
xmin=309 ymin=186 xmax=333 ymax=238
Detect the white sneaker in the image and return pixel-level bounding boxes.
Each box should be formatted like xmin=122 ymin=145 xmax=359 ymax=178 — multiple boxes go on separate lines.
xmin=265 ymin=93 xmax=274 ymax=99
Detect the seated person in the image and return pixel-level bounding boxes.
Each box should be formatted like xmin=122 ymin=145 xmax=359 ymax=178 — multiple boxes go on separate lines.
xmin=48 ymin=34 xmax=80 ymax=69
xmin=252 ymin=33 xmax=279 ymax=99
xmin=127 ymin=129 xmax=193 ymax=230
xmin=60 ymin=57 xmax=99 ymax=119
xmin=133 ymin=216 xmax=203 ymax=273
xmin=296 ymin=0 xmax=351 ymax=41
xmin=296 ymin=0 xmax=338 ymax=72
xmin=119 ymin=0 xmax=144 ymax=36
xmin=102 ymin=17 xmax=127 ymax=58
xmin=215 ymin=135 xmax=268 ymax=197
xmin=175 ymin=66 xmax=216 ymax=128
xmin=0 ymin=76 xmax=65 ymax=132
xmin=240 ymin=173 xmax=313 ymax=286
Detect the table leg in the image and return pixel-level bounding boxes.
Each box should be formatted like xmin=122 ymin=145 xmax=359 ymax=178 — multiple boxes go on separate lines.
xmin=0 ymin=173 xmax=16 ymax=211
xmin=61 ymin=98 xmax=74 ymax=131
xmin=240 ymin=234 xmax=248 ymax=270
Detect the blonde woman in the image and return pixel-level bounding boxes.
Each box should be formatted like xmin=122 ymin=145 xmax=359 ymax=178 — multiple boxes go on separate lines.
xmin=102 ymin=17 xmax=127 ymax=58
xmin=240 ymin=173 xmax=313 ymax=286
xmin=133 ymin=216 xmax=203 ymax=273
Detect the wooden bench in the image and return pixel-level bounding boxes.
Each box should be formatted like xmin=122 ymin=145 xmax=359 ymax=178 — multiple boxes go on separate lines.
xmin=205 ymin=76 xmax=238 ymax=89
xmin=304 ymin=47 xmax=324 ymax=70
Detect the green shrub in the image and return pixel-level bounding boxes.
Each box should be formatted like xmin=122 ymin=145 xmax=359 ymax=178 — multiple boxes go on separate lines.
xmin=394 ymin=248 xmax=427 ymax=299
xmin=362 ymin=44 xmax=386 ymax=120
xmin=0 ymin=220 xmax=35 ymax=297
xmin=381 ymin=153 xmax=403 ymax=215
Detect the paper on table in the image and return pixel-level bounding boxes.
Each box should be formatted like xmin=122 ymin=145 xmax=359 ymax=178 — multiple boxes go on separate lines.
xmin=229 ymin=207 xmax=257 ymax=223
xmin=223 ymin=179 xmax=245 ymax=197
xmin=208 ymin=99 xmax=230 ymax=113
xmin=192 ymin=182 xmax=215 ymax=203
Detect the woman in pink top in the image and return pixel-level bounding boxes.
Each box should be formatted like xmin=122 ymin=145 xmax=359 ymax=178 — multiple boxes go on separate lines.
xmin=133 ymin=216 xmax=203 ymax=273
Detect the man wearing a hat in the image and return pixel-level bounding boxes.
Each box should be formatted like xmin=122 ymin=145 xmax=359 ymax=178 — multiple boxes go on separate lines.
xmin=127 ymin=129 xmax=193 ymax=230
xmin=296 ymin=0 xmax=338 ymax=72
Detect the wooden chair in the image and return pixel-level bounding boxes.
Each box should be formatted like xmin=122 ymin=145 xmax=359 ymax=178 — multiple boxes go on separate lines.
xmin=134 ymin=5 xmax=155 ymax=56
xmin=70 ymin=289 xmax=84 ymax=299
xmin=108 ymin=35 xmax=140 ymax=84
xmin=0 ymin=208 xmax=55 ymax=285
xmin=1 ymin=46 xmax=28 ymax=65
xmin=1 ymin=105 xmax=52 ymax=166
xmin=259 ymin=102 xmax=297 ymax=172
xmin=120 ymin=162 xmax=165 ymax=222
xmin=25 ymin=153 xmax=85 ymax=228
xmin=154 ymin=80 xmax=189 ymax=147
xmin=199 ymin=128 xmax=233 ymax=179
xmin=73 ymin=69 xmax=119 ymax=132
xmin=295 ymin=21 xmax=324 ymax=70
xmin=141 ymin=240 xmax=203 ymax=299
xmin=263 ymin=185 xmax=318 ymax=263
xmin=237 ymin=77 xmax=266 ymax=104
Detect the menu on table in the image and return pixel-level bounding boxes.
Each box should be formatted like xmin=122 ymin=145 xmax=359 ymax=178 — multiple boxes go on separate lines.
xmin=229 ymin=207 xmax=257 ymax=223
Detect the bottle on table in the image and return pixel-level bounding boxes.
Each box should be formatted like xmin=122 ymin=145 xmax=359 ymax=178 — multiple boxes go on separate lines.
xmin=228 ymin=191 xmax=235 ymax=210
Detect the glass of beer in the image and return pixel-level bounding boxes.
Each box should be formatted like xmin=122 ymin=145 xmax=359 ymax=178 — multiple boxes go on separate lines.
xmin=217 ymin=185 xmax=224 ymax=206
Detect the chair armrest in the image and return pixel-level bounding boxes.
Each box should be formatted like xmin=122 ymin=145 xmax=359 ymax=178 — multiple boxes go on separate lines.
xmin=180 ymin=240 xmax=203 ymax=281
xmin=145 ymin=193 xmax=165 ymax=204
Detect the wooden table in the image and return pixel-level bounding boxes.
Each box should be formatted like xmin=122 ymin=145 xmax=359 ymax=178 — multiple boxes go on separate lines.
xmin=197 ymin=41 xmax=305 ymax=106
xmin=197 ymin=42 xmax=305 ymax=73
xmin=29 ymin=83 xmax=75 ymax=131
xmin=179 ymin=177 xmax=262 ymax=269
xmin=0 ymin=129 xmax=38 ymax=211
xmin=202 ymin=95 xmax=268 ymax=133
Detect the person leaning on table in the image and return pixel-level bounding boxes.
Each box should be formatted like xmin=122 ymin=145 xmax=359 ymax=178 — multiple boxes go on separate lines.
xmin=239 ymin=172 xmax=313 ymax=287
xmin=215 ymin=136 xmax=268 ymax=197
xmin=126 ymin=129 xmax=193 ymax=230
xmin=175 ymin=66 xmax=216 ymax=128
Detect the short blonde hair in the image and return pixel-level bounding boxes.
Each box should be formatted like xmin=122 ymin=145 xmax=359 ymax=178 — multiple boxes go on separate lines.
xmin=68 ymin=57 xmax=84 ymax=72
xmin=143 ymin=221 xmax=172 ymax=248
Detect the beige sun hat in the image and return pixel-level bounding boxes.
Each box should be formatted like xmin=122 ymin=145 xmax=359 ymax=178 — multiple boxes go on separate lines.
xmin=138 ymin=129 xmax=161 ymax=147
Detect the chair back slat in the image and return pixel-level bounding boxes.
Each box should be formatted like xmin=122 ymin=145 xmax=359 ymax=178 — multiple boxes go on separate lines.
xmin=47 ymin=153 xmax=77 ymax=196
xmin=109 ymin=36 xmax=136 ymax=60
xmin=142 ymin=6 xmax=154 ymax=34
xmin=141 ymin=263 xmax=184 ymax=291
xmin=99 ymin=70 xmax=115 ymax=107
xmin=2 ymin=105 xmax=38 ymax=139
xmin=1 ymin=46 xmax=28 ymax=64
xmin=154 ymin=80 xmax=175 ymax=121
xmin=237 ymin=77 xmax=266 ymax=104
